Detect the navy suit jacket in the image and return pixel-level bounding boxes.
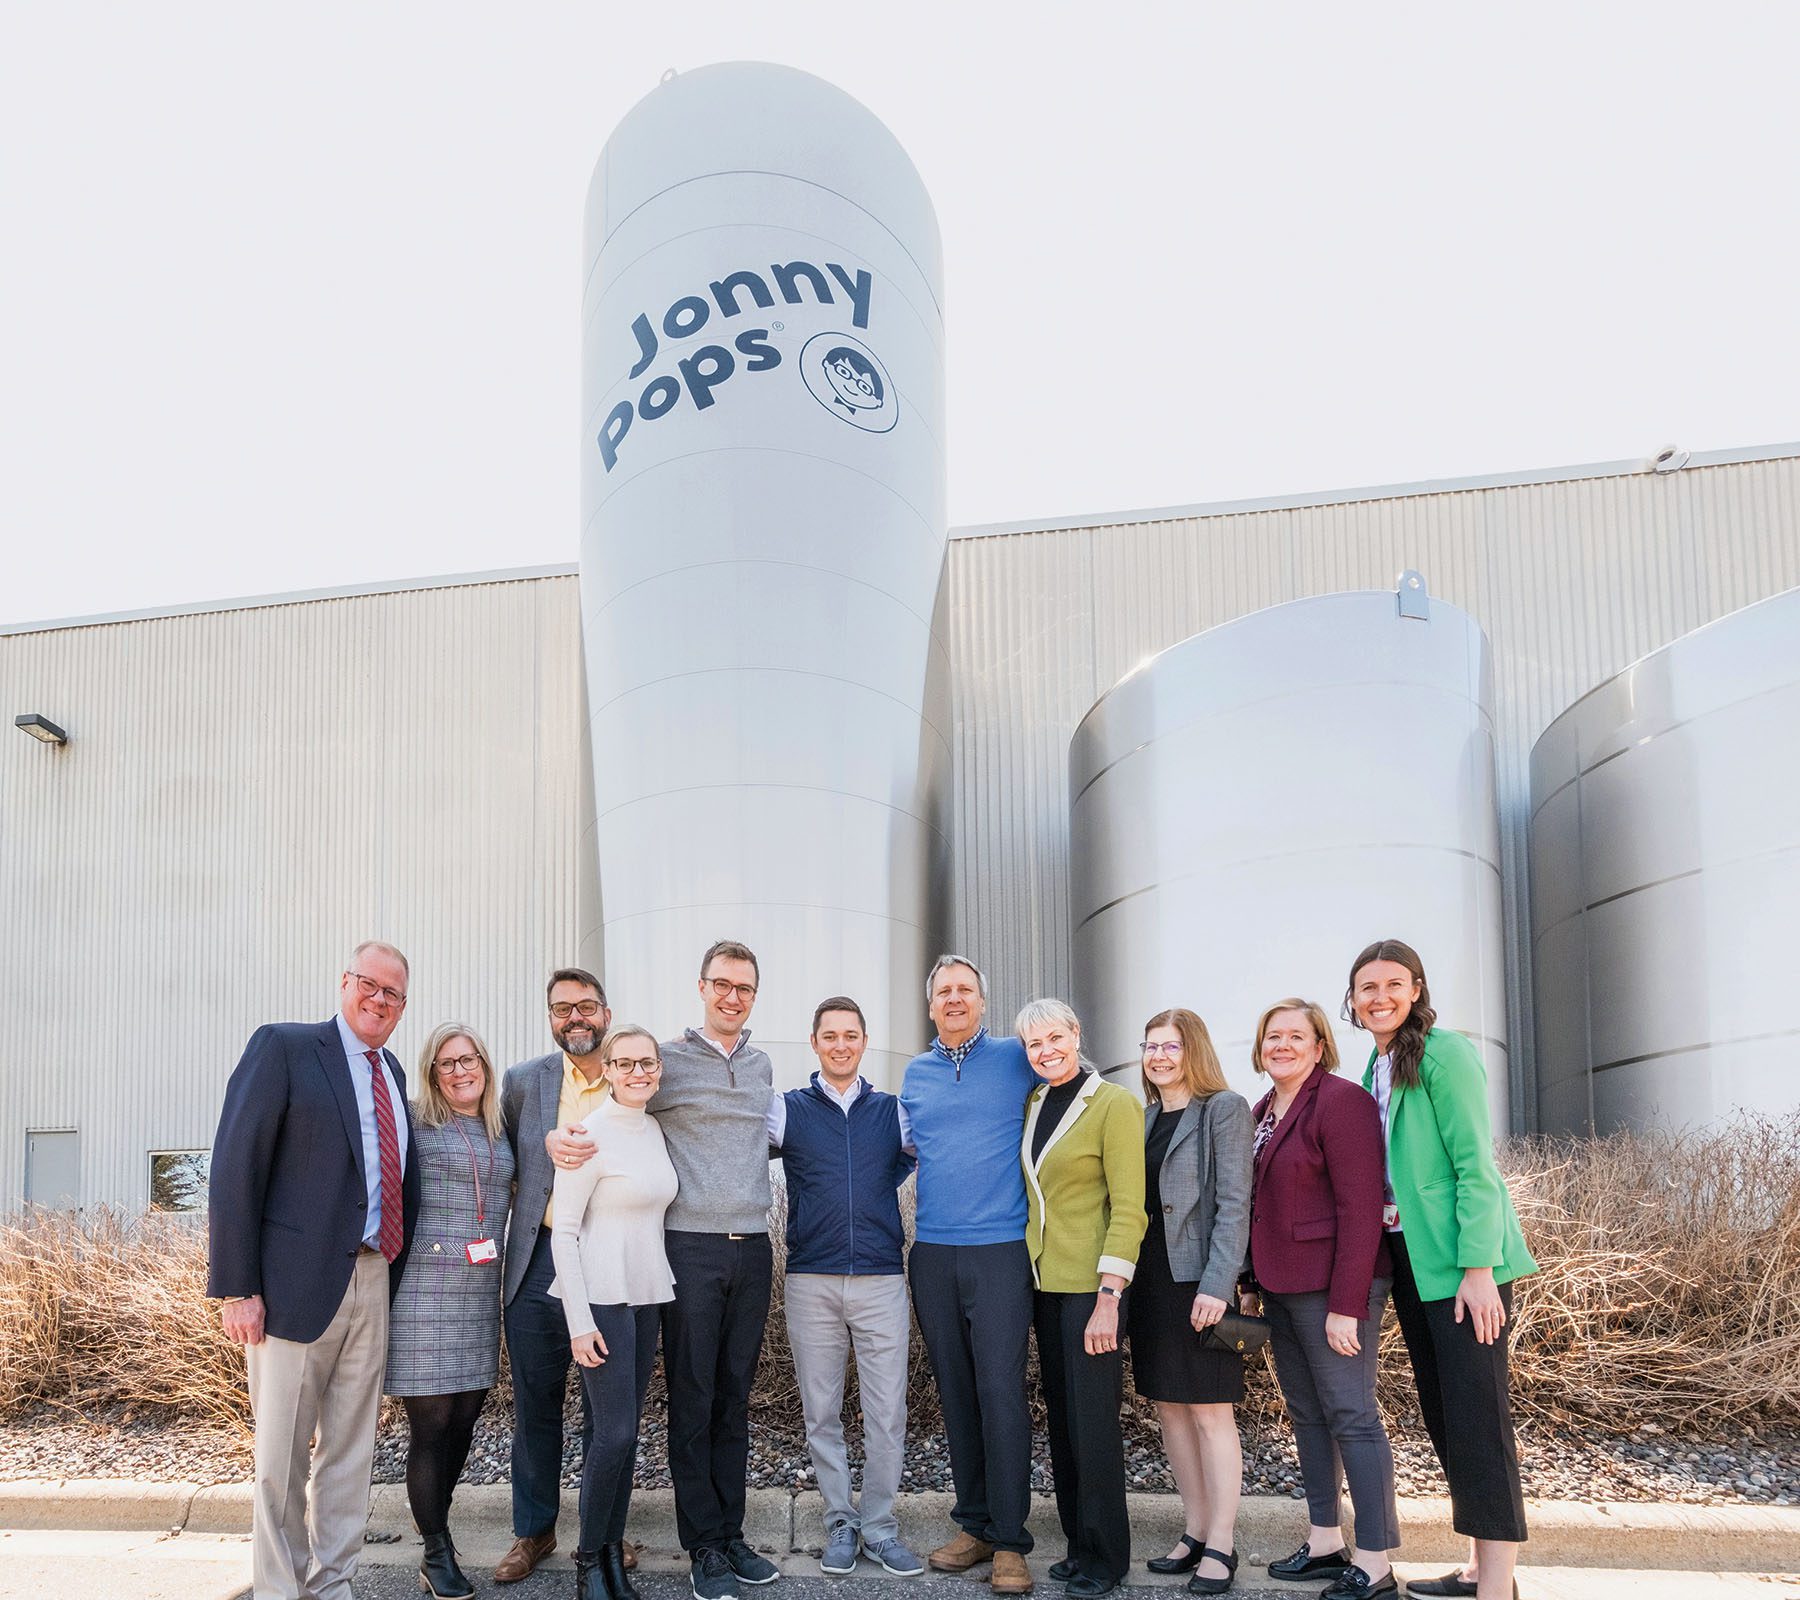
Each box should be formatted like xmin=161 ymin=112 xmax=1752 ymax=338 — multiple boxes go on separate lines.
xmin=207 ymin=1017 xmax=420 ymax=1342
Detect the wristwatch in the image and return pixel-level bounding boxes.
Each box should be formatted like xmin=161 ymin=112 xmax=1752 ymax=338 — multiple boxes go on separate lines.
xmin=1097 ymin=1285 xmax=1121 ymax=1299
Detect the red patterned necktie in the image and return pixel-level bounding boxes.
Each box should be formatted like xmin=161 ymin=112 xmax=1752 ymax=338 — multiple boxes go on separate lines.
xmin=365 ymin=1050 xmax=404 ymax=1262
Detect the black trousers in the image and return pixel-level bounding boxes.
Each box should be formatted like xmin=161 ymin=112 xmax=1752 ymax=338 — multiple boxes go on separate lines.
xmin=503 ymin=1230 xmax=594 ymax=1538
xmin=1034 ymin=1291 xmax=1130 ymax=1584
xmin=576 ymin=1304 xmax=660 ymax=1549
xmin=661 ymin=1230 xmax=773 ymax=1553
xmin=1388 ymin=1233 xmax=1528 ymax=1542
xmin=908 ymin=1239 xmax=1035 ymax=1554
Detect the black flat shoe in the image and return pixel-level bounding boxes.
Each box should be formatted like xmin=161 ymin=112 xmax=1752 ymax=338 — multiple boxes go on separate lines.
xmin=1407 ymin=1578 xmax=1517 ymax=1599
xmin=1147 ymin=1535 xmax=1205 ymax=1575
xmin=1268 ymin=1543 xmax=1351 ymax=1580
xmin=1049 ymin=1558 xmax=1078 ymax=1583
xmin=1319 ymin=1567 xmax=1397 ymax=1600
xmin=1066 ymin=1577 xmax=1118 ymax=1599
xmin=1184 ymin=1547 xmax=1238 ymax=1596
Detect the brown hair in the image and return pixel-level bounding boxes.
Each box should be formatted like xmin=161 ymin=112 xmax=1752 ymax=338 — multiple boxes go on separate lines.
xmin=1140 ymin=1008 xmax=1228 ymax=1101
xmin=1344 ymin=937 xmax=1435 ymax=1090
xmin=700 ymin=939 xmax=760 ymax=986
xmin=546 ymin=967 xmax=605 ymax=1006
xmin=811 ymin=995 xmax=867 ymax=1035
xmin=1251 ymin=998 xmax=1339 ymax=1075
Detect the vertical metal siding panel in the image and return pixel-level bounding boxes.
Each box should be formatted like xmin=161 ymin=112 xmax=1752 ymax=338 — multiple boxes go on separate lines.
xmin=0 ymin=575 xmax=584 ymax=1209
xmin=945 ymin=454 xmax=1800 ymax=1129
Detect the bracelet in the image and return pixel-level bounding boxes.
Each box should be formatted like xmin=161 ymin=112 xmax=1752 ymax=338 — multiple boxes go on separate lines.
xmin=1097 ymin=1284 xmax=1121 ymax=1299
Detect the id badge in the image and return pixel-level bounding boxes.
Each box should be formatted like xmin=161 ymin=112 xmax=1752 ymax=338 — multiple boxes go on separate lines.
xmin=466 ymin=1238 xmax=498 ymax=1265
xmin=1382 ymin=1203 xmax=1401 ymax=1229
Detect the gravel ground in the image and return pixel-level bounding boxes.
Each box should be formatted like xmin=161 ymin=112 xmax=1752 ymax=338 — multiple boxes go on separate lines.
xmin=3 ymin=1387 xmax=1794 ymax=1506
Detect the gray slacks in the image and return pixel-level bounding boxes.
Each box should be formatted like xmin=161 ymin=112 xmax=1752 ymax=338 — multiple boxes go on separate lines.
xmin=1264 ymin=1278 xmax=1401 ymax=1552
xmin=783 ymin=1272 xmax=910 ymax=1544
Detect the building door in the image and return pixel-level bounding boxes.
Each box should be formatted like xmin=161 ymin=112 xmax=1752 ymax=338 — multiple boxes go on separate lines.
xmin=25 ymin=1129 xmax=79 ymax=1209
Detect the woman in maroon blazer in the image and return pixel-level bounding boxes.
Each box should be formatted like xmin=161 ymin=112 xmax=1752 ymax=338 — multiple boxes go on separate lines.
xmin=1242 ymin=999 xmax=1400 ymax=1600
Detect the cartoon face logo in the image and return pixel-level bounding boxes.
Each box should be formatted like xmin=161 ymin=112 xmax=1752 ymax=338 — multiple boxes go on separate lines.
xmin=800 ymin=331 xmax=898 ymax=434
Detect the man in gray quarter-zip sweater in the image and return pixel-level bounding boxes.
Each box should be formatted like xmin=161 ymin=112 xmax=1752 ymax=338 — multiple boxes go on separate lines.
xmin=549 ymin=938 xmax=779 ymax=1600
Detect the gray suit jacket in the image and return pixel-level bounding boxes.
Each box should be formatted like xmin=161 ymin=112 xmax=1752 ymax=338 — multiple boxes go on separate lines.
xmin=501 ymin=1051 xmax=564 ymax=1306
xmin=1146 ymin=1089 xmax=1253 ymax=1303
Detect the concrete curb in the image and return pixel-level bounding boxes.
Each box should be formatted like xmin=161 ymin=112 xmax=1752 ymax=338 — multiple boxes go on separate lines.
xmin=1 ymin=1480 xmax=1796 ymax=1573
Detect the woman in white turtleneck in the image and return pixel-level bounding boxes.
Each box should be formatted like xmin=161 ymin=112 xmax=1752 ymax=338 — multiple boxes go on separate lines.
xmin=550 ymin=1024 xmax=678 ymax=1600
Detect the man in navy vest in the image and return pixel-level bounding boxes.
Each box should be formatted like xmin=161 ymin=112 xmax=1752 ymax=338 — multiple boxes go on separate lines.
xmin=768 ymin=997 xmax=921 ymax=1578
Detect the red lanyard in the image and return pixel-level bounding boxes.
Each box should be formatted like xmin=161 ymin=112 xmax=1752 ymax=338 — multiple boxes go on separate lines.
xmin=451 ymin=1116 xmax=497 ymax=1228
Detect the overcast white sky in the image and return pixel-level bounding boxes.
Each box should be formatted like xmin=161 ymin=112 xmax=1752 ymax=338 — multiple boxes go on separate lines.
xmin=4 ymin=2 xmax=1796 ymax=627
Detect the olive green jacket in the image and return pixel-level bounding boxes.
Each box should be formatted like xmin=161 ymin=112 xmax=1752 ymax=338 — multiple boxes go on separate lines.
xmin=1363 ymin=1027 xmax=1537 ymax=1302
xmin=1021 ymin=1073 xmax=1148 ymax=1292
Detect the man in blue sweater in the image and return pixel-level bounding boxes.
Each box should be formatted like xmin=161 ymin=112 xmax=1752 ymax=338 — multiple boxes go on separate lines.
xmin=770 ymin=996 xmax=922 ymax=1579
xmin=900 ymin=955 xmax=1038 ymax=1595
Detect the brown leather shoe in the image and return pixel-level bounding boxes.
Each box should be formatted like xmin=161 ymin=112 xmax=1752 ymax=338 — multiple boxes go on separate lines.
xmin=623 ymin=1541 xmax=639 ymax=1572
xmin=929 ymin=1531 xmax=995 ymax=1572
xmin=991 ymin=1551 xmax=1034 ymax=1594
xmin=493 ymin=1531 xmax=557 ymax=1583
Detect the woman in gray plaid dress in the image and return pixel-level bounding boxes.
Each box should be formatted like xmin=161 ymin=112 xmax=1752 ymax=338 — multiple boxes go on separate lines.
xmin=385 ymin=1021 xmax=515 ymax=1600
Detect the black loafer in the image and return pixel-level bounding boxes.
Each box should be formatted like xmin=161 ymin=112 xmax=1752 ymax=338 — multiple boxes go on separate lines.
xmin=1147 ymin=1535 xmax=1205 ymax=1576
xmin=1320 ymin=1567 xmax=1397 ymax=1600
xmin=1049 ymin=1558 xmax=1078 ymax=1583
xmin=1406 ymin=1576 xmax=1476 ymax=1598
xmin=1066 ymin=1577 xmax=1118 ymax=1599
xmin=1268 ymin=1544 xmax=1351 ymax=1581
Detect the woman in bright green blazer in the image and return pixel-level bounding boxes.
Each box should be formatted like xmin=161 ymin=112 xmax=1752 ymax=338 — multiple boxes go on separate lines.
xmin=1347 ymin=939 xmax=1535 ymax=1600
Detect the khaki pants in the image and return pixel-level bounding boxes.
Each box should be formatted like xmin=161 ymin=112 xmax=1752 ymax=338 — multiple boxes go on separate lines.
xmin=246 ymin=1249 xmax=389 ymax=1600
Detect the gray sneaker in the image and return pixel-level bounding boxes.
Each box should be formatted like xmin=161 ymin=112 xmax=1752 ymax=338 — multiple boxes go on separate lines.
xmin=820 ymin=1524 xmax=860 ymax=1575
xmin=863 ymin=1536 xmax=924 ymax=1577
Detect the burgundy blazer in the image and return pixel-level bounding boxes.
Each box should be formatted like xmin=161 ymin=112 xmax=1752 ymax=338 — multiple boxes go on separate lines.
xmin=1247 ymin=1066 xmax=1390 ymax=1320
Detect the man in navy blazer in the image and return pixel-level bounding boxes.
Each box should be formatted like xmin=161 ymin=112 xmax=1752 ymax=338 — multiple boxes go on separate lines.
xmin=208 ymin=940 xmax=420 ymax=1600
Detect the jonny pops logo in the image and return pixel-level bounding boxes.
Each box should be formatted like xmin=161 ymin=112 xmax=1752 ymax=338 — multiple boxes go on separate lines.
xmin=596 ymin=258 xmax=897 ymax=471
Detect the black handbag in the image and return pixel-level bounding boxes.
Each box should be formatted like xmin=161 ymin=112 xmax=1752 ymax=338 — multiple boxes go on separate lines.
xmin=1201 ymin=1309 xmax=1271 ymax=1357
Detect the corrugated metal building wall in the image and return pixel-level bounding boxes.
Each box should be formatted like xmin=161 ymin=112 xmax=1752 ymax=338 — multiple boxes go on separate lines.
xmin=5 ymin=446 xmax=1798 ymax=1203
xmin=944 ymin=446 xmax=1800 ymax=1128
xmin=0 ymin=573 xmax=588 ymax=1211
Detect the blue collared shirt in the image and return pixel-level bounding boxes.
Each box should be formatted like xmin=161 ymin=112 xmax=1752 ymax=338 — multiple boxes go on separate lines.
xmin=335 ymin=1013 xmax=410 ymax=1249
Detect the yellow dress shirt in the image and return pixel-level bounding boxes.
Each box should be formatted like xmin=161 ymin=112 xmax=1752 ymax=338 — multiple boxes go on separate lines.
xmin=543 ymin=1052 xmax=610 ymax=1226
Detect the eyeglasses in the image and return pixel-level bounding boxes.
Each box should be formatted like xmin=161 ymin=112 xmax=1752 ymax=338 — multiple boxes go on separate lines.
xmin=349 ymin=972 xmax=407 ymax=1007
xmin=1141 ymin=1041 xmax=1183 ymax=1058
xmin=606 ymin=1057 xmax=662 ymax=1076
xmin=549 ymin=999 xmax=604 ymax=1020
xmin=706 ymin=978 xmax=758 ymax=1002
xmin=434 ymin=1055 xmax=483 ymax=1076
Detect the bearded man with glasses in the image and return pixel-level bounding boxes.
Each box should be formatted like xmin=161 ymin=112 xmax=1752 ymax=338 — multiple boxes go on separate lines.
xmin=207 ymin=939 xmax=420 ymax=1600
xmin=492 ymin=966 xmax=620 ymax=1584
xmin=550 ymin=938 xmax=779 ymax=1600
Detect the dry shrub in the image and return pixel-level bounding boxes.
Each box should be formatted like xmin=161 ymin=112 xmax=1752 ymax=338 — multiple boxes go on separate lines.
xmin=5 ymin=1115 xmax=1797 ymax=1436
xmin=0 ymin=1207 xmax=250 ymax=1430
xmin=1487 ymin=1112 xmax=1800 ymax=1428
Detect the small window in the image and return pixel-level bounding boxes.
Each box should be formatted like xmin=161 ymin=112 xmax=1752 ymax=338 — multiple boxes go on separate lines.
xmin=148 ymin=1150 xmax=211 ymax=1213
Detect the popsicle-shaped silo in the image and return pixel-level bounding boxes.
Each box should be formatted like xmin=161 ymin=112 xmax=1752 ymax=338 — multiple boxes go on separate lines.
xmin=580 ymin=64 xmax=950 ymax=1087
xmin=1069 ymin=581 xmax=1510 ymax=1129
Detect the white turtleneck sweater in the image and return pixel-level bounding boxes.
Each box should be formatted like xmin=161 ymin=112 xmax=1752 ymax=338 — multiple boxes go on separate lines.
xmin=549 ymin=1094 xmax=679 ymax=1334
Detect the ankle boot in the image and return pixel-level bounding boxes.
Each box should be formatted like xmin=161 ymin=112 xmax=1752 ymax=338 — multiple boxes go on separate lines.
xmin=575 ymin=1548 xmax=609 ymax=1600
xmin=419 ymin=1530 xmax=474 ymax=1600
xmin=602 ymin=1541 xmax=643 ymax=1600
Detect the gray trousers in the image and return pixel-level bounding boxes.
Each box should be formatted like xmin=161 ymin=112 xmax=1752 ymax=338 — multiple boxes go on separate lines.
xmin=783 ymin=1272 xmax=910 ymax=1543
xmin=1264 ymin=1279 xmax=1401 ymax=1552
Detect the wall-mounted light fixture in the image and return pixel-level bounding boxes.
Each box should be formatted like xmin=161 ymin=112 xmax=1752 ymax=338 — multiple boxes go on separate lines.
xmin=14 ymin=714 xmax=68 ymax=746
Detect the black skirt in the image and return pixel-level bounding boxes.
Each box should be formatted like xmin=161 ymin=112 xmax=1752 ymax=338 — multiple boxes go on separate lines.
xmin=1128 ymin=1224 xmax=1246 ymax=1404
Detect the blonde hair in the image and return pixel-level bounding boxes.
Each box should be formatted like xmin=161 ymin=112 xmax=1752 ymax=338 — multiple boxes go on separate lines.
xmin=1251 ymin=999 xmax=1339 ymax=1075
xmin=414 ymin=1022 xmax=503 ymax=1138
xmin=600 ymin=1023 xmax=661 ymax=1067
xmin=1141 ymin=1007 xmax=1228 ymax=1101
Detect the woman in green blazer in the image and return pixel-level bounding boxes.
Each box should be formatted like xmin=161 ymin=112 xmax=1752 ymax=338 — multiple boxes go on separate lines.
xmin=1017 ymin=997 xmax=1148 ymax=1600
xmin=1346 ymin=939 xmax=1536 ymax=1600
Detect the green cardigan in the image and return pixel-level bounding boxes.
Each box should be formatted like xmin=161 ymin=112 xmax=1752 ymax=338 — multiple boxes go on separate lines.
xmin=1363 ymin=1027 xmax=1537 ymax=1301
xmin=1021 ymin=1073 xmax=1148 ymax=1293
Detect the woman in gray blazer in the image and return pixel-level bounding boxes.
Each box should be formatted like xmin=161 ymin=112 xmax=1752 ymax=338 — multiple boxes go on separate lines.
xmin=1128 ymin=1008 xmax=1253 ymax=1595
xmin=385 ymin=1022 xmax=515 ymax=1600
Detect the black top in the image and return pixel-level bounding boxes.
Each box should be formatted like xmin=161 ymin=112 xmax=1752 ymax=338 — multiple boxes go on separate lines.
xmin=1144 ymin=1103 xmax=1182 ymax=1222
xmin=1030 ymin=1072 xmax=1086 ymax=1163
